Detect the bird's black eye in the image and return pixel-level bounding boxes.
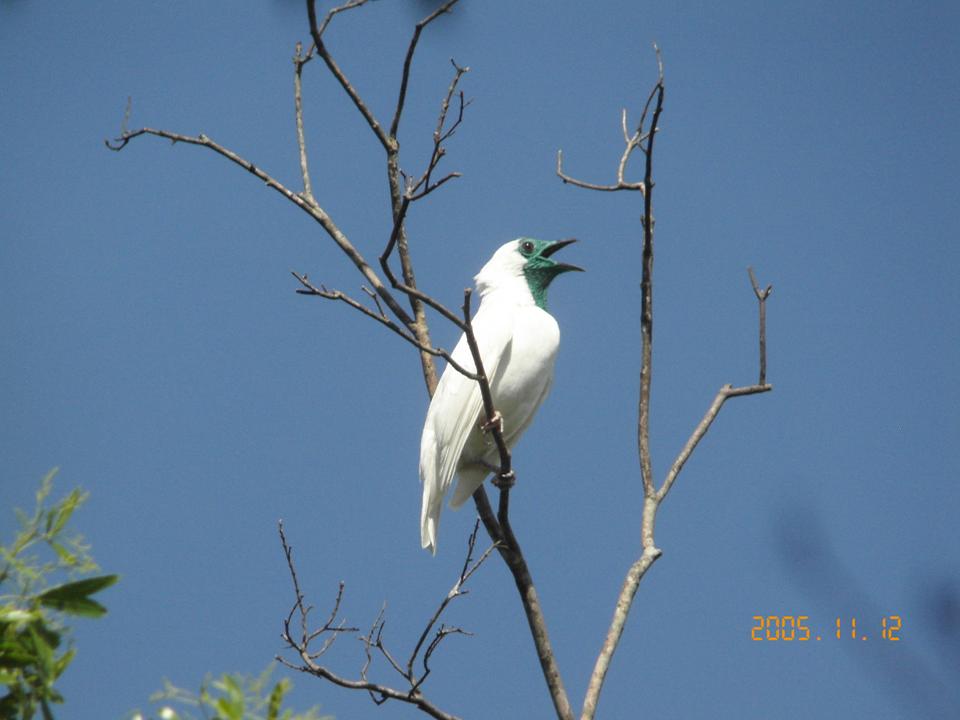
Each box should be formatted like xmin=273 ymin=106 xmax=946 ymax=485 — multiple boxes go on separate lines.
xmin=520 ymin=240 xmax=535 ymax=255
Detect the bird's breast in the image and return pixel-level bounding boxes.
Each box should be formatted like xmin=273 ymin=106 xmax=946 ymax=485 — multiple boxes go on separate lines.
xmin=489 ymin=306 xmax=560 ymax=426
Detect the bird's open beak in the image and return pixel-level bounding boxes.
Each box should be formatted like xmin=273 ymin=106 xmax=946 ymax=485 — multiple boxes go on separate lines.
xmin=542 ymin=237 xmax=584 ymax=273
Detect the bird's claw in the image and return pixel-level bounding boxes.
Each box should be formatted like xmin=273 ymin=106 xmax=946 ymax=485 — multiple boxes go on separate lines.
xmin=480 ymin=411 xmax=504 ymax=435
xmin=492 ymin=470 xmax=515 ymax=489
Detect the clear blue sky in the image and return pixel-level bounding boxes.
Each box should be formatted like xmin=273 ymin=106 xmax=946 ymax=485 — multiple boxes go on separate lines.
xmin=2 ymin=1 xmax=959 ymax=718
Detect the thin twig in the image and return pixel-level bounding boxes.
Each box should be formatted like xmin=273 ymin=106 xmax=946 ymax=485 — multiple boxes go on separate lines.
xmin=278 ymin=653 xmax=460 ymax=720
xmin=407 ymin=521 xmax=498 ymax=693
xmin=380 ymin=59 xmax=469 ymax=323
xmin=278 ymin=522 xmax=462 ymax=720
xmin=747 ymin=267 xmax=773 ymax=385
xmin=637 ymin=45 xmax=665 ymax=501
xmin=658 ymin=383 xmax=772 ymax=503
xmin=411 ymin=62 xmax=470 ymax=198
xmin=307 ymin=0 xmax=392 ymax=152
xmin=556 ymin=148 xmax=645 ymax=192
xmin=383 ymin=3 xmax=463 ymax=396
xmin=279 ymin=521 xmax=359 ymax=655
xmin=293 ymin=41 xmax=316 ymax=205
xmin=106 ymin=126 xmax=418 ymax=333
xmin=291 ymin=272 xmax=477 ymax=380
xmin=387 ymin=54 xmax=469 ymax=395
xmin=556 ymin=102 xmax=648 ymax=192
xmin=390 ymin=1 xmax=461 ymax=138
xmin=313 ymin=0 xmax=370 ymax=39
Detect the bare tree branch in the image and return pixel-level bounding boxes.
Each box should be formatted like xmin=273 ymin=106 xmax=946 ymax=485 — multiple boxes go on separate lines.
xmin=379 ymin=58 xmax=471 ymax=332
xmin=307 ymin=0 xmax=392 ymax=152
xmin=390 ymin=1 xmax=462 ymax=139
xmin=293 ymin=41 xmax=316 ymax=206
xmin=556 ymin=102 xmax=651 ymax=193
xmin=290 ymin=272 xmax=478 ymax=380
xmin=303 ymin=0 xmax=452 ymax=394
xmin=278 ymin=519 xmax=497 ymax=720
xmin=386 ymin=50 xmax=468 ymax=396
xmin=748 ymin=266 xmax=773 ymax=385
xmin=279 ymin=520 xmax=359 ymax=659
xmin=409 ymin=61 xmax=470 ymax=199
xmin=637 ymin=45 xmax=666 ymax=500
xmin=560 ymin=45 xmax=773 ymax=720
xmin=408 ymin=521 xmax=498 ymax=691
xmin=313 ymin=0 xmax=371 ymax=40
xmin=658 ymin=381 xmax=772 ymax=503
xmin=105 ymin=125 xmax=420 ymax=336
xmin=380 ymin=59 xmax=474 ymax=335
xmin=107 ymin=8 xmax=748 ymax=720
xmin=452 ymin=288 xmax=574 ymax=720
xmin=579 ymin=51 xmax=666 ymax=720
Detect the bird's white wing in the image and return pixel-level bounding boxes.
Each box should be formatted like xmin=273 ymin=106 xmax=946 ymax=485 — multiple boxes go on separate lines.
xmin=420 ymin=302 xmax=513 ymax=552
xmin=447 ymin=323 xmax=556 ymax=509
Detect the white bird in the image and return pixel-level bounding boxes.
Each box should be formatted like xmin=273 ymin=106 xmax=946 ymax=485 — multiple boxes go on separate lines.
xmin=419 ymin=237 xmax=582 ymax=553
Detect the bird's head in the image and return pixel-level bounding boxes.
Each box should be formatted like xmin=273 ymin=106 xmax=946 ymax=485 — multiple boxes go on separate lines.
xmin=475 ymin=237 xmax=583 ymax=309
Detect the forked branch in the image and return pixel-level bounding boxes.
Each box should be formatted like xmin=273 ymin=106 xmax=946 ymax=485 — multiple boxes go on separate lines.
xmin=291 ymin=272 xmax=478 ymax=380
xmin=748 ymin=266 xmax=773 ymax=385
xmin=560 ymin=47 xmax=773 ymax=720
xmin=278 ymin=520 xmax=494 ymax=720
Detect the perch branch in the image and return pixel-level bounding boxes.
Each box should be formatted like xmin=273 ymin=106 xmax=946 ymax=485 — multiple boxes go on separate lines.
xmin=108 ymin=5 xmax=567 ymax=718
xmin=457 ymin=289 xmax=574 ymax=720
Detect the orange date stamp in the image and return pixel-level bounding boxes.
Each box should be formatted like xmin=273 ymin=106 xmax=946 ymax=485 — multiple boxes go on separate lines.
xmin=751 ymin=615 xmax=902 ymax=642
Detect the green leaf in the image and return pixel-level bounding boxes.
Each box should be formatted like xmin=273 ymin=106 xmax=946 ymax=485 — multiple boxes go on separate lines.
xmin=36 ymin=469 xmax=57 ymax=508
xmin=36 ymin=575 xmax=118 ymax=617
xmin=29 ymin=620 xmax=62 ymax=651
xmin=40 ymin=696 xmax=55 ymax=720
xmin=52 ymin=647 xmax=76 ymax=680
xmin=266 ymin=679 xmax=291 ymax=720
xmin=0 ymin=607 xmax=39 ymax=625
xmin=0 ymin=696 xmax=22 ymax=720
xmin=49 ymin=542 xmax=77 ymax=567
xmin=27 ymin=625 xmax=55 ymax=678
xmin=215 ymin=695 xmax=244 ymax=720
xmin=0 ymin=642 xmax=36 ymax=668
xmin=39 ymin=595 xmax=107 ymax=619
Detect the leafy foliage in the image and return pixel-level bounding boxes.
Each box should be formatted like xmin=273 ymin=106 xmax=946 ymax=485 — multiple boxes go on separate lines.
xmin=132 ymin=664 xmax=330 ymax=720
xmin=0 ymin=469 xmax=118 ymax=719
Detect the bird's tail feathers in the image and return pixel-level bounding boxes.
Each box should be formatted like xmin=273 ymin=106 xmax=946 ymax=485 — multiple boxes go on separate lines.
xmin=420 ymin=491 xmax=441 ymax=555
xmin=420 ymin=436 xmax=442 ymax=554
